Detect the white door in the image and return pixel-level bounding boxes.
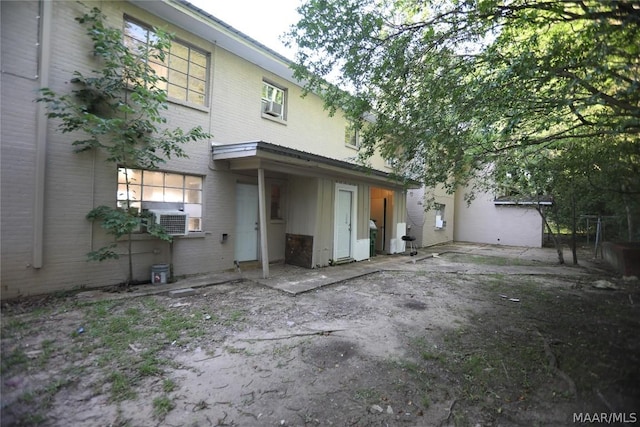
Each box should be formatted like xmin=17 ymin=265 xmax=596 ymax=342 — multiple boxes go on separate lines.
xmin=235 ymin=183 xmax=258 ymax=262
xmin=336 ymin=189 xmax=353 ymax=259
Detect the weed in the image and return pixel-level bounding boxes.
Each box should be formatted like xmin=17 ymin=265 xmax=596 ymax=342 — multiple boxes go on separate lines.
xmin=138 ymin=354 xmax=162 ymax=377
xmin=421 ymin=395 xmax=431 ymax=408
xmin=225 ymin=345 xmax=251 ymax=355
xmin=109 ymin=371 xmax=136 ymax=402
xmin=1 ymin=318 xmax=29 ymax=337
xmin=1 ymin=347 xmax=28 ymax=374
xmin=354 ymin=387 xmax=380 ymax=402
xmin=163 ymin=378 xmax=177 ymax=393
xmin=19 ymin=413 xmax=47 ymax=425
xmin=222 ymin=309 xmax=246 ymax=326
xmin=36 ymin=339 xmax=56 ymax=367
xmin=153 ymin=395 xmax=175 ymax=419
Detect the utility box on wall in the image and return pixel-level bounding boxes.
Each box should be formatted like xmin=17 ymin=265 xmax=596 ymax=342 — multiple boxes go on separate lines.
xmin=285 ymin=234 xmax=313 ymax=268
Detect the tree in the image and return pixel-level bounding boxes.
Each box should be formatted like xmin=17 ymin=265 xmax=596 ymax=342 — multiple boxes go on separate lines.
xmin=287 ymin=1 xmax=640 ymax=211
xmin=38 ymin=8 xmax=210 ymax=285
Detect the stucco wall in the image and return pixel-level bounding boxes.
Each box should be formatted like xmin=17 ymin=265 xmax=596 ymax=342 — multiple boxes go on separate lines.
xmin=406 ymin=187 xmax=455 ymax=248
xmin=453 ymin=188 xmax=543 ymax=248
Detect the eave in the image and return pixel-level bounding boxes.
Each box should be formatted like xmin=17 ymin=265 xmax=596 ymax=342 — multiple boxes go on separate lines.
xmin=212 ymin=141 xmax=420 ymax=189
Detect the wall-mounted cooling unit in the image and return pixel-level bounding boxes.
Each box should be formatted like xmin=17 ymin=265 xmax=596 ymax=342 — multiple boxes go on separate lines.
xmin=148 ymin=210 xmax=189 ymax=236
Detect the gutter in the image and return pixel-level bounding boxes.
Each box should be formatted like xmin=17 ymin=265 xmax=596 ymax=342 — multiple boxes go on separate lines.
xmin=33 ymin=0 xmax=53 ymax=269
xmin=212 ymin=141 xmax=420 ymax=188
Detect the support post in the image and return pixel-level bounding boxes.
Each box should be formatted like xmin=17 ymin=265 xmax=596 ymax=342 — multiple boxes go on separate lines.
xmin=257 ymin=168 xmax=269 ymax=278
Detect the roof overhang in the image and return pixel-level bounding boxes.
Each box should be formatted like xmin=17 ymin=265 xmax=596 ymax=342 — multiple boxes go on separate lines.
xmin=212 ymin=141 xmax=420 ymax=189
xmin=129 ymin=0 xmax=299 ymax=85
xmin=494 ymin=198 xmax=553 ymax=206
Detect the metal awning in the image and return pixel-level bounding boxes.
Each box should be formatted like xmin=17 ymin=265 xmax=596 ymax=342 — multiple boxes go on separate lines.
xmin=212 ymin=141 xmax=420 ymax=189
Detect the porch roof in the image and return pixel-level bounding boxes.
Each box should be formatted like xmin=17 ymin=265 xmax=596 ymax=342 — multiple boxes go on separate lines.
xmin=212 ymin=141 xmax=420 ymax=189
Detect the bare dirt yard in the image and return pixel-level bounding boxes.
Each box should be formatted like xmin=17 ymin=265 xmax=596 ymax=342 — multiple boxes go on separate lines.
xmin=2 ymin=249 xmax=639 ymax=426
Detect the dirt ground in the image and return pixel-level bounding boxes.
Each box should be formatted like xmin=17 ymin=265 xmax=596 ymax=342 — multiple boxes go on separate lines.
xmin=2 ymin=249 xmax=639 ymax=426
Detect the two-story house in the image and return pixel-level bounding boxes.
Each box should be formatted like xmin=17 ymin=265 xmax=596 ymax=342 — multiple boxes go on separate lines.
xmin=1 ymin=0 xmax=414 ymax=299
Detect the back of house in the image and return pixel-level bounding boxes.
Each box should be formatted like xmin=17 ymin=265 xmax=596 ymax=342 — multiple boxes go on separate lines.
xmin=0 ymin=0 xmax=412 ymax=299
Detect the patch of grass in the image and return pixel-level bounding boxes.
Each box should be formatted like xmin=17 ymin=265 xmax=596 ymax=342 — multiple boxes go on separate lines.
xmin=159 ymin=310 xmax=201 ymax=342
xmin=68 ymin=296 xmax=208 ymax=402
xmin=1 ymin=318 xmax=30 ymax=337
xmin=354 ymin=387 xmax=380 ymax=402
xmin=225 ymin=345 xmax=252 ymax=355
xmin=221 ymin=309 xmax=246 ymax=326
xmin=1 ymin=347 xmax=28 ymax=374
xmin=36 ymin=339 xmax=56 ymax=367
xmin=153 ymin=395 xmax=175 ymax=420
xmin=109 ymin=371 xmax=137 ymax=402
xmin=163 ymin=378 xmax=177 ymax=393
xmin=18 ymin=412 xmax=48 ymax=425
xmin=138 ymin=353 xmax=162 ymax=377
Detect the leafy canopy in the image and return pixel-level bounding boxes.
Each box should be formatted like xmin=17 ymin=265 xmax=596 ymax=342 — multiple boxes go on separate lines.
xmin=287 ymin=0 xmax=640 ymax=196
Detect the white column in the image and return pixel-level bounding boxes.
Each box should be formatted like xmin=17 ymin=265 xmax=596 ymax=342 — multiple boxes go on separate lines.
xmin=257 ymin=168 xmax=269 ymax=278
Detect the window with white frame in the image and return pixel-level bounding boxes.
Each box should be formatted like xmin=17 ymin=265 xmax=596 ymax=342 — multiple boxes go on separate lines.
xmin=344 ymin=121 xmax=360 ymax=148
xmin=124 ymin=18 xmax=209 ymax=106
xmin=261 ymin=81 xmax=286 ymax=120
xmin=435 ymin=203 xmax=446 ymax=229
xmin=117 ymin=168 xmax=203 ymax=232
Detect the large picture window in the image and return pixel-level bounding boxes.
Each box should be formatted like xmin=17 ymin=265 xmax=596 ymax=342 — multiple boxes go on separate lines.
xmin=124 ymin=18 xmax=208 ymax=106
xmin=117 ymin=168 xmax=203 ymax=232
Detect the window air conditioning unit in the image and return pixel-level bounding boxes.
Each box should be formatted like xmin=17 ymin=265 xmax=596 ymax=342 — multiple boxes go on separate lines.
xmin=264 ymin=101 xmax=283 ymax=117
xmin=148 ymin=210 xmax=189 ymax=236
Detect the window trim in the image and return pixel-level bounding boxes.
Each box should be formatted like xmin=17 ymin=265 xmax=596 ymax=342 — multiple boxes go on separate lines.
xmin=261 ymin=80 xmax=287 ymax=122
xmin=117 ymin=167 xmax=204 ymax=233
xmin=269 ymin=182 xmax=286 ymax=223
xmin=344 ymin=121 xmax=361 ymax=149
xmin=434 ymin=203 xmax=446 ymax=229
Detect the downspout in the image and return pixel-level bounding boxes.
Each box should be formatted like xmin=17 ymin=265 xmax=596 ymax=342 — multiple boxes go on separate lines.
xmin=33 ymin=0 xmax=53 ymax=269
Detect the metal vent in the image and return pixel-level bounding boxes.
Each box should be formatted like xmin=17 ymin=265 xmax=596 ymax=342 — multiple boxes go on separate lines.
xmin=148 ymin=210 xmax=189 ymax=236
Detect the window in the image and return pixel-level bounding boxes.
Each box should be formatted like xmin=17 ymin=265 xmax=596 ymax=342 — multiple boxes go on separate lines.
xmin=435 ymin=203 xmax=446 ymax=229
xmin=261 ymin=81 xmax=286 ymax=120
xmin=270 ymin=183 xmax=284 ymax=220
xmin=124 ymin=18 xmax=208 ymax=106
xmin=345 ymin=121 xmax=360 ymax=148
xmin=385 ymin=157 xmax=398 ymax=168
xmin=117 ymin=168 xmax=203 ymax=232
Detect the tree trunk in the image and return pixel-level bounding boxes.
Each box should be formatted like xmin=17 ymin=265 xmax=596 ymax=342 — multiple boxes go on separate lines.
xmin=625 ymin=199 xmax=634 ymax=241
xmin=537 ymin=206 xmax=564 ymax=264
xmin=127 ymin=230 xmax=133 ymax=286
xmin=571 ymin=188 xmax=578 ymax=265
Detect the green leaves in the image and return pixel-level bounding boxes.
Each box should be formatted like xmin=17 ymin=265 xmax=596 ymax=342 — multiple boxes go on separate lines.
xmin=288 ymin=0 xmax=639 ymax=190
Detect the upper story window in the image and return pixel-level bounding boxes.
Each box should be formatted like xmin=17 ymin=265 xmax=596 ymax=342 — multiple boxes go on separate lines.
xmin=261 ymin=81 xmax=286 ymax=120
xmin=345 ymin=121 xmax=360 ymax=148
xmin=124 ymin=18 xmax=209 ymax=107
xmin=117 ymin=168 xmax=203 ymax=232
